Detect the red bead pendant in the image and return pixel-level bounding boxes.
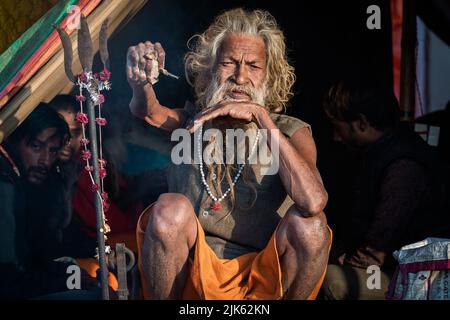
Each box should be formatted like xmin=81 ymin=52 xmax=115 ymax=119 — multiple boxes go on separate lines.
xmin=211 ymin=202 xmax=222 ymax=211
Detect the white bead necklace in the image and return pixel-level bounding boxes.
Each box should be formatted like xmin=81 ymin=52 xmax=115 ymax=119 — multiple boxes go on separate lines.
xmin=198 ymin=125 xmax=260 ymax=211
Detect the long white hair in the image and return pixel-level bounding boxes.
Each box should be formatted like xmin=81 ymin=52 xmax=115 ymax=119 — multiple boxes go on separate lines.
xmin=184 ymin=8 xmax=296 ymax=113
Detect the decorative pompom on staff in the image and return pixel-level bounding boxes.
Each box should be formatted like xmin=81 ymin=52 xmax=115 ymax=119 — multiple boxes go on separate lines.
xmin=54 ymin=15 xmax=112 ymax=300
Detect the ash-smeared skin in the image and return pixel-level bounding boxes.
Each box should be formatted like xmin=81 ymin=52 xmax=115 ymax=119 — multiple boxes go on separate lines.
xmin=128 ymin=31 xmax=330 ymax=299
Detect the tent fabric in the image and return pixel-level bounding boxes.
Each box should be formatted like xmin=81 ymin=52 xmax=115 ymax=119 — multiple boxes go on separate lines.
xmin=0 ymin=0 xmax=59 ymax=54
xmin=391 ymin=0 xmax=403 ymax=102
xmin=0 ymin=0 xmax=149 ymax=143
xmin=0 ymin=0 xmax=78 ymax=94
xmin=0 ymin=0 xmax=100 ymax=109
xmin=416 ymin=0 xmax=450 ymax=47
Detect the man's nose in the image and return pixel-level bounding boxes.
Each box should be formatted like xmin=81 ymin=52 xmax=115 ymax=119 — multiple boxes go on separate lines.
xmin=38 ymin=150 xmax=52 ymax=167
xmin=234 ymin=64 xmax=249 ymax=85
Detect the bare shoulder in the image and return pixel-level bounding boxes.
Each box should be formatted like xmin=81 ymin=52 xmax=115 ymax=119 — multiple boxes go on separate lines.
xmin=269 ymin=113 xmax=310 ymax=138
xmin=290 ymin=127 xmax=317 ymax=165
xmin=270 ymin=113 xmax=317 ymax=164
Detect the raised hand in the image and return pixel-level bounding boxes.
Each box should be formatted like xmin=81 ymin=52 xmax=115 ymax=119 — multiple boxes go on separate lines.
xmin=126 ymin=41 xmax=166 ymax=88
xmin=186 ymin=101 xmax=267 ymax=133
xmin=126 ymin=41 xmax=184 ymax=131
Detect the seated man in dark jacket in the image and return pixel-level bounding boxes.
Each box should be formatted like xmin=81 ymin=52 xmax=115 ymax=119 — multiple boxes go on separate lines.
xmin=320 ymin=81 xmax=449 ymax=300
xmin=0 ymin=103 xmax=100 ymax=299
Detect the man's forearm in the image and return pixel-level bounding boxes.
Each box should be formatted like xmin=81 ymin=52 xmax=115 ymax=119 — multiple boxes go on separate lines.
xmin=129 ymin=83 xmax=160 ymax=119
xmin=344 ymin=246 xmax=388 ymax=268
xmin=129 ymin=84 xmax=185 ymax=132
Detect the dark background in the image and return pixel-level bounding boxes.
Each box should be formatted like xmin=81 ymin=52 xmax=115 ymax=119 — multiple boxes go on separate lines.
xmin=96 ymin=0 xmax=393 ymax=226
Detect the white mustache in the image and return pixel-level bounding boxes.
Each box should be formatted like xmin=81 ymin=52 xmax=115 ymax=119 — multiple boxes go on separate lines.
xmin=205 ymin=77 xmax=266 ymax=108
xmin=226 ymin=84 xmax=253 ymax=97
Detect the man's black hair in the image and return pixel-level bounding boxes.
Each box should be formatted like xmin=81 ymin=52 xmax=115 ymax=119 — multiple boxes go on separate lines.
xmin=323 ymin=80 xmax=400 ymax=130
xmin=48 ymin=94 xmax=80 ymax=114
xmin=8 ymin=102 xmax=69 ymax=145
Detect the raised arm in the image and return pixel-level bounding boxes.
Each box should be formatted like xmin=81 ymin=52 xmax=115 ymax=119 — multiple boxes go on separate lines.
xmin=126 ymin=41 xmax=185 ymax=132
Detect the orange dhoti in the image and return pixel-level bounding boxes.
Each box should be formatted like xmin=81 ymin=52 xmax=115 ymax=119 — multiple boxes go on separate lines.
xmin=75 ymin=258 xmax=119 ymax=291
xmin=136 ymin=209 xmax=330 ymax=300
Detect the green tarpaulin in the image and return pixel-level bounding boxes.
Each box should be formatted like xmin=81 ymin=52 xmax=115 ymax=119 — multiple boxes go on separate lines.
xmin=0 ymin=0 xmax=78 ymax=91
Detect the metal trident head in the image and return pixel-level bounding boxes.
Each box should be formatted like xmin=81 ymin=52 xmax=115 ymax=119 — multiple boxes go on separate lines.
xmin=53 ymin=14 xmax=110 ymax=82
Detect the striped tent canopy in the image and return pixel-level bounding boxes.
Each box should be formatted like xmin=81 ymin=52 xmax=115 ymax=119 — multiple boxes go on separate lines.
xmin=0 ymin=0 xmax=148 ymax=143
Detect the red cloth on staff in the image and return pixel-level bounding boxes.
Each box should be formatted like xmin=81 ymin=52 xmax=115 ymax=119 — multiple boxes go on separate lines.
xmin=72 ymin=169 xmax=143 ymax=244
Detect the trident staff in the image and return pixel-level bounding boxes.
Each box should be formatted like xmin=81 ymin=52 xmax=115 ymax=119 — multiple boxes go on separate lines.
xmin=54 ymin=14 xmax=111 ymax=300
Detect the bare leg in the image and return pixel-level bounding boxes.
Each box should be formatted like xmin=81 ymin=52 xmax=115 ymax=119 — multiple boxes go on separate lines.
xmin=276 ymin=206 xmax=331 ymax=299
xmin=141 ymin=193 xmax=197 ymax=299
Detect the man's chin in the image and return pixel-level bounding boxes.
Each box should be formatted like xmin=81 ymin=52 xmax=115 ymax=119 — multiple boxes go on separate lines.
xmin=338 ymin=141 xmax=361 ymax=153
xmin=27 ymin=178 xmax=45 ymax=186
xmin=226 ymin=93 xmax=251 ymax=101
xmin=58 ymin=151 xmax=72 ymax=163
xmin=27 ymin=173 xmax=47 ymax=186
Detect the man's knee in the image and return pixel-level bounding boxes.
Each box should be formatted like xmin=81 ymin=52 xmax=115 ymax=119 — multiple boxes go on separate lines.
xmin=146 ymin=193 xmax=195 ymax=241
xmin=277 ymin=206 xmax=331 ymax=256
xmin=321 ymin=264 xmax=391 ymax=300
xmin=321 ymin=264 xmax=349 ymax=300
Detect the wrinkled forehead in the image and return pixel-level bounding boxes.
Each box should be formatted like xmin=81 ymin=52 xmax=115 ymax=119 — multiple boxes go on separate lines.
xmin=218 ymin=33 xmax=267 ymax=62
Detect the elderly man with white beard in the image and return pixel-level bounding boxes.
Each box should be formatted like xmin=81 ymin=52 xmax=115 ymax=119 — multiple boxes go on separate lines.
xmin=127 ymin=8 xmax=331 ymax=300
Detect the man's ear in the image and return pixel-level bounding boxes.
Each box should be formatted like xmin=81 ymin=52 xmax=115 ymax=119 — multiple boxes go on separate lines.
xmin=357 ymin=114 xmax=370 ymax=132
xmin=349 ymin=114 xmax=369 ymax=133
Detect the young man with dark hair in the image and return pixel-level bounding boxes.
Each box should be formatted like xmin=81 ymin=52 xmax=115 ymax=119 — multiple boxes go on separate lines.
xmin=0 ymin=103 xmax=100 ymax=299
xmin=48 ymin=94 xmax=83 ymax=163
xmin=48 ymin=94 xmax=99 ymax=259
xmin=49 ymin=94 xmax=147 ymax=255
xmin=320 ymin=81 xmax=450 ymax=299
xmin=7 ymin=102 xmax=71 ymax=186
